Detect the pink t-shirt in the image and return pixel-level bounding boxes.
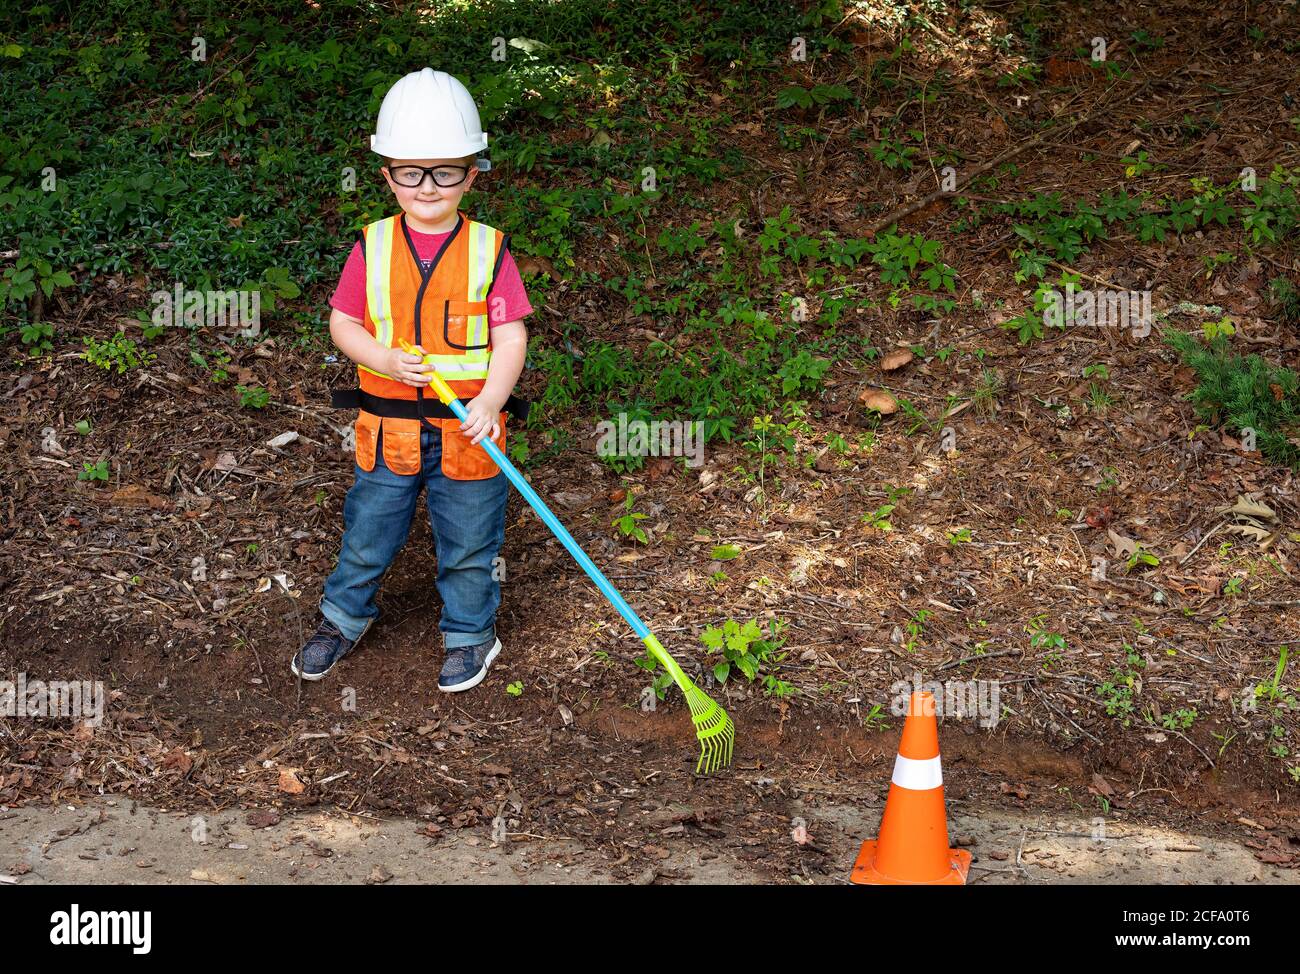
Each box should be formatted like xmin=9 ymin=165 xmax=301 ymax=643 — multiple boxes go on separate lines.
xmin=330 ymin=220 xmax=533 ymax=327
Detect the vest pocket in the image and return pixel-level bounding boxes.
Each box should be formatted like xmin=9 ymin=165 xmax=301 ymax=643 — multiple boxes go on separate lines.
xmin=354 ymin=411 xmax=380 ymax=472
xmin=380 ymin=416 xmax=422 ymax=475
xmin=440 ymin=413 xmax=506 ymax=481
xmin=443 ymin=299 xmax=490 ymax=351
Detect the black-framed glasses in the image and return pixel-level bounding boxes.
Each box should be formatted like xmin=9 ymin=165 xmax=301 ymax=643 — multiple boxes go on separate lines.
xmin=387 ymin=164 xmax=471 ymax=188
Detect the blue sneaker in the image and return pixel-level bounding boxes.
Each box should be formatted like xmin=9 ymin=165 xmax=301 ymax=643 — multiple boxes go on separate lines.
xmin=290 ymin=614 xmax=375 ymax=681
xmin=438 ymin=637 xmax=502 ymax=693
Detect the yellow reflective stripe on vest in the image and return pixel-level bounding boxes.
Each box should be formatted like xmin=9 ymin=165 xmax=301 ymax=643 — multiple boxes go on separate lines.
xmin=365 ymin=216 xmax=398 ymax=352
xmin=465 ymin=220 xmax=494 ymax=351
xmin=425 ymin=354 xmax=490 ymax=379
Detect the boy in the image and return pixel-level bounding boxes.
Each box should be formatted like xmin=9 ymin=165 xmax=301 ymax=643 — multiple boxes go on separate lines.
xmin=292 ymin=68 xmax=531 ymax=692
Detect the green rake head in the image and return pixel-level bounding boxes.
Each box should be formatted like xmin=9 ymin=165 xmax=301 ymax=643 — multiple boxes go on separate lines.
xmin=684 ymin=680 xmax=734 ymax=774
xmin=643 ymin=634 xmax=734 ymax=774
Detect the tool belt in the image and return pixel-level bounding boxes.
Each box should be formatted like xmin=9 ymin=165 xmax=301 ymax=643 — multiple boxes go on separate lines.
xmin=329 ymin=387 xmax=532 ymax=481
xmin=330 ymin=387 xmax=532 ymax=423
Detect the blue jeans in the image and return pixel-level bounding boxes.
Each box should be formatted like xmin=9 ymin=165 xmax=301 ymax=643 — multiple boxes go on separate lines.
xmin=321 ymin=424 xmax=508 ymax=649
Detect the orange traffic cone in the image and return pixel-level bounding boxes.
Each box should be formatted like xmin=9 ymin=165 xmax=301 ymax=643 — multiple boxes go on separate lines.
xmin=851 ymin=690 xmax=970 ymax=885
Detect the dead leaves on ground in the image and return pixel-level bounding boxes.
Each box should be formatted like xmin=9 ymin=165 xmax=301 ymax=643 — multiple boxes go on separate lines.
xmin=1215 ymin=495 xmax=1282 ymax=549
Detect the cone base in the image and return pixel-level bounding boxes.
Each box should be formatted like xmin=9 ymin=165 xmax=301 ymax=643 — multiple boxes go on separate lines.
xmin=849 ymin=840 xmax=971 ymax=885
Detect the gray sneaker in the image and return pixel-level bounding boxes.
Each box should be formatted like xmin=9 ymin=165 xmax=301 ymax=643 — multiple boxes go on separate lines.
xmin=290 ymin=613 xmax=376 ymax=681
xmin=438 ymin=637 xmax=502 ymax=693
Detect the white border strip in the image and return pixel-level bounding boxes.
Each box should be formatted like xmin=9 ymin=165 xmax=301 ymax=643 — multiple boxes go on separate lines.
xmin=892 ymin=754 xmax=942 ymax=790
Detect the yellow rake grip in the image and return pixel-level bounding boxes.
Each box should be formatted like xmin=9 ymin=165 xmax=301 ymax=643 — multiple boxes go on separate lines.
xmin=642 ymin=633 xmax=690 ymax=685
xmin=398 ymin=339 xmax=458 ymax=406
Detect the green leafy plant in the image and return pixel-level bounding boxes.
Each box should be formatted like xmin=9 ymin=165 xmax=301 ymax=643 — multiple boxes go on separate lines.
xmin=873 ymin=128 xmax=920 ymax=171
xmin=78 ymin=459 xmax=109 ymax=482
xmin=1202 ymin=315 xmax=1235 ymax=341
xmin=237 ymin=384 xmax=269 ymax=409
xmin=775 ymin=83 xmax=853 ymax=111
xmin=1097 ymin=643 xmax=1146 ymax=726
xmin=1166 ymin=328 xmax=1300 ymax=468
xmin=701 ymin=617 xmax=790 ymax=695
xmin=903 ymin=609 xmax=931 ymax=652
xmin=861 ymin=484 xmax=910 ymax=531
xmin=612 ymin=490 xmax=649 ymax=544
xmin=1120 ymin=151 xmax=1155 ymax=179
xmin=81 ymin=331 xmax=154 ymax=374
xmin=19 ymin=319 xmax=54 ymax=355
xmin=1240 ymin=165 xmax=1300 ymax=245
xmin=1028 ymin=614 xmax=1067 ymax=668
xmin=1125 ymin=543 xmax=1160 ymax=572
xmin=1160 ymin=707 xmax=1197 ymax=730
xmin=0 ymin=252 xmax=75 ymax=310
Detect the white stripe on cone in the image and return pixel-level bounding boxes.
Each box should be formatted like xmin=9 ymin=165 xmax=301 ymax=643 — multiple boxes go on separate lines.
xmin=891 ymin=754 xmax=943 ymax=790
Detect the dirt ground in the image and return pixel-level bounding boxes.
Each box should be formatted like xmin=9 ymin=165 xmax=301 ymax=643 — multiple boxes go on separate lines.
xmin=2 ymin=639 xmax=1299 ymax=883
xmin=5 ymin=792 xmax=1295 ymax=885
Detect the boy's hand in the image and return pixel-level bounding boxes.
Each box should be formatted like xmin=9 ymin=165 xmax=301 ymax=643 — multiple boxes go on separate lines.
xmin=460 ymin=394 xmax=503 ymax=445
xmin=384 ymin=345 xmax=432 ymax=386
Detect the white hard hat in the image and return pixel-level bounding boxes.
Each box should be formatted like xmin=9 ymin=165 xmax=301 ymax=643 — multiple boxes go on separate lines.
xmin=371 ymin=68 xmax=490 ymax=170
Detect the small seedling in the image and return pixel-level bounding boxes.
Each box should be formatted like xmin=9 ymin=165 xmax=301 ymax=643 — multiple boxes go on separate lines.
xmin=78 ymin=460 xmax=109 ymax=482
xmin=1125 ymin=544 xmax=1160 ymax=572
xmin=903 ymin=609 xmax=931 ymax=652
xmin=237 ymin=384 xmax=269 ymax=409
xmin=612 ymin=491 xmax=649 ymax=544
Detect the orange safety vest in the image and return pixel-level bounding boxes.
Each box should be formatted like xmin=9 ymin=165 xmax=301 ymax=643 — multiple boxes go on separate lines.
xmin=331 ymin=209 xmax=528 ymax=480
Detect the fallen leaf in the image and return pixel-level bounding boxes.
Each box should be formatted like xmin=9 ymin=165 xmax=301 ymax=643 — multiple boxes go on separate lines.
xmin=1107 ymin=528 xmax=1140 ymax=558
xmin=1086 ymin=506 xmax=1115 ymax=529
xmin=246 ymin=810 xmax=280 ymax=829
xmin=277 ymin=768 xmax=305 ymax=794
xmin=109 ymin=485 xmax=171 ymax=510
xmin=1217 ymin=496 xmax=1276 ymax=520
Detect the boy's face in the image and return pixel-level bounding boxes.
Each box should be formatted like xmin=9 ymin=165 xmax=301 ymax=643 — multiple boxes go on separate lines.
xmin=381 ymin=157 xmax=478 ymax=226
